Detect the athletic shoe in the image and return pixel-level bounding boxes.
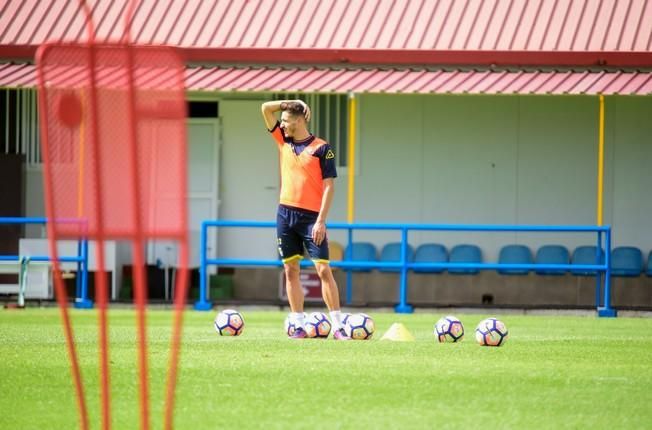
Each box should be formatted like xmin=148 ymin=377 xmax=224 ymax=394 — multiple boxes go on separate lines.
xmin=333 ymin=328 xmax=351 ymax=340
xmin=290 ymin=327 xmax=308 ymax=339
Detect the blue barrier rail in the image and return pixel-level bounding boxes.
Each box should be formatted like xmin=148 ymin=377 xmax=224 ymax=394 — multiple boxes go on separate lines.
xmin=0 ymin=217 xmax=91 ymax=308
xmin=195 ymin=220 xmax=615 ymax=317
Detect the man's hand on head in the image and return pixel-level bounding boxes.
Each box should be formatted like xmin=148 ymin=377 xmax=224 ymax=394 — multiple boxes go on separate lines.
xmin=296 ymin=100 xmax=311 ymax=122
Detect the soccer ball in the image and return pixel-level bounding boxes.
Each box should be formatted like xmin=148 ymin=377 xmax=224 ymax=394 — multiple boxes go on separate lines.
xmin=214 ymin=309 xmax=245 ymax=336
xmin=340 ymin=312 xmax=353 ymax=327
xmin=345 ymin=313 xmax=375 ymax=340
xmin=475 ymin=318 xmax=509 ymax=346
xmin=434 ymin=315 xmax=464 ymax=342
xmin=304 ymin=312 xmax=332 ymax=338
xmin=283 ymin=312 xmax=307 ymax=337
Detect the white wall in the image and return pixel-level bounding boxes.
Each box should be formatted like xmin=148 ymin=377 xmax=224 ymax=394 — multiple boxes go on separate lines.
xmin=352 ymin=94 xmax=652 ymax=259
xmin=22 ymin=94 xmax=652 ymax=262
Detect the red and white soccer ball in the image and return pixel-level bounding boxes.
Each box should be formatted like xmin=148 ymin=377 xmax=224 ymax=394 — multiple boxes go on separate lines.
xmin=475 ymin=318 xmax=509 ymax=346
xmin=345 ymin=313 xmax=375 ymax=340
xmin=304 ymin=312 xmax=332 ymax=338
xmin=214 ymin=309 xmax=245 ymax=336
xmin=434 ymin=315 xmax=464 ymax=342
xmin=283 ymin=312 xmax=307 ymax=337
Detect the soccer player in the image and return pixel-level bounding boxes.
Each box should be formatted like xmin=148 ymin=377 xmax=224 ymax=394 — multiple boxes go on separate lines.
xmin=261 ymin=99 xmax=350 ymax=340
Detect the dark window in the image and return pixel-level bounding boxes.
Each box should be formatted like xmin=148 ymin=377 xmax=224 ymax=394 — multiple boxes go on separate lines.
xmin=187 ymin=101 xmax=218 ymax=118
xmin=272 ymin=93 xmax=349 ymax=167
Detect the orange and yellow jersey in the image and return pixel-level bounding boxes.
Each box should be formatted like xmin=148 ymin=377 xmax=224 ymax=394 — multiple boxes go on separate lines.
xmin=269 ymin=122 xmax=337 ymax=213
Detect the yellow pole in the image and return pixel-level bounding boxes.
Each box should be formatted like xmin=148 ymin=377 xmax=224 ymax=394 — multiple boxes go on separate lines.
xmin=346 ymin=93 xmax=357 ymax=223
xmin=597 ymin=95 xmax=605 ymax=226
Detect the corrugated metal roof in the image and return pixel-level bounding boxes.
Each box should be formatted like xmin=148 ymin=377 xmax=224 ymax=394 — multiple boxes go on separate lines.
xmin=3 ymin=62 xmax=652 ymax=95
xmin=2 ymin=0 xmax=651 ymax=51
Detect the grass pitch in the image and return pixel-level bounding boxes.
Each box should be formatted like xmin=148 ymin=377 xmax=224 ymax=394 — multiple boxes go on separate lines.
xmin=1 ymin=308 xmax=651 ymax=429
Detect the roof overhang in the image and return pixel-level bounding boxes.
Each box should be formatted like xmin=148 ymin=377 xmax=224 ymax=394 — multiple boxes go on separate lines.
xmin=2 ymin=46 xmax=652 ymax=69
xmin=2 ymin=62 xmax=651 ymax=95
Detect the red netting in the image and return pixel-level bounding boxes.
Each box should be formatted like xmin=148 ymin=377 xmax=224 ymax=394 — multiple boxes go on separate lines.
xmin=38 ymin=44 xmax=187 ymax=240
xmin=37 ymin=42 xmax=190 ymax=430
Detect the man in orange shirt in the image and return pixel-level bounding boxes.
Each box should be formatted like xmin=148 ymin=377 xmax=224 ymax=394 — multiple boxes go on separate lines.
xmin=261 ymin=99 xmax=349 ymax=340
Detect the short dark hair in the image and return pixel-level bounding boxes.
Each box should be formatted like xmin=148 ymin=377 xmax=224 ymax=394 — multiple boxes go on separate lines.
xmin=282 ymin=101 xmax=305 ymax=117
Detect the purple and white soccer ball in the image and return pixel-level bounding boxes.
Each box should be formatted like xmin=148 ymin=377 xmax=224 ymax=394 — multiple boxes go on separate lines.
xmin=345 ymin=313 xmax=375 ymax=340
xmin=283 ymin=312 xmax=307 ymax=337
xmin=304 ymin=312 xmax=332 ymax=338
xmin=214 ymin=309 xmax=245 ymax=336
xmin=475 ymin=318 xmax=509 ymax=347
xmin=434 ymin=315 xmax=464 ymax=343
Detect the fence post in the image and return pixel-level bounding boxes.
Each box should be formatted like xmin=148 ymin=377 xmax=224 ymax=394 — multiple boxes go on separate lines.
xmin=74 ymin=238 xmax=93 ymax=309
xmin=394 ymin=227 xmax=413 ymax=313
xmin=598 ymin=227 xmax=616 ymax=317
xmin=194 ymin=221 xmax=213 ymax=311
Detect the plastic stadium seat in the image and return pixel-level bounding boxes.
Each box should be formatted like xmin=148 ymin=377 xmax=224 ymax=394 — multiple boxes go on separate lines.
xmin=647 ymin=251 xmax=652 ymax=277
xmin=611 ymin=246 xmax=643 ymax=277
xmin=343 ymin=242 xmax=377 ymax=272
xmin=448 ymin=244 xmax=482 ymax=275
xmin=535 ymin=245 xmax=570 ymax=275
xmin=378 ymin=242 xmax=414 ymax=272
xmin=571 ymin=246 xmax=605 ymax=275
xmin=413 ymin=243 xmax=448 ymax=273
xmin=497 ymin=244 xmax=533 ymax=275
xmin=328 ymin=241 xmax=344 ymax=270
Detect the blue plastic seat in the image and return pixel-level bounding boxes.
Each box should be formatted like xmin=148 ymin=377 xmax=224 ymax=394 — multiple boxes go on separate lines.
xmin=448 ymin=244 xmax=482 ymax=275
xmin=571 ymin=246 xmax=605 ymax=276
xmin=647 ymin=251 xmax=652 ymax=277
xmin=611 ymin=246 xmax=643 ymax=277
xmin=379 ymin=242 xmax=414 ymax=273
xmin=343 ymin=242 xmax=377 ymax=272
xmin=535 ymin=245 xmax=570 ymax=275
xmin=413 ymin=243 xmax=448 ymax=273
xmin=497 ymin=244 xmax=532 ymax=275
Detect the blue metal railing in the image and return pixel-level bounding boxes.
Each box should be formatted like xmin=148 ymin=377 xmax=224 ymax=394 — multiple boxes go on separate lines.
xmin=0 ymin=217 xmax=91 ymax=308
xmin=195 ymin=220 xmax=615 ymax=317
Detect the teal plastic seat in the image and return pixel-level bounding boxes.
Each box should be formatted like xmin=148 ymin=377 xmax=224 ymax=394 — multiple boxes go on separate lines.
xmin=344 ymin=242 xmax=377 ymax=272
xmin=497 ymin=244 xmax=532 ymax=275
xmin=571 ymin=246 xmax=605 ymax=276
xmin=448 ymin=244 xmax=482 ymax=275
xmin=611 ymin=246 xmax=643 ymax=277
xmin=413 ymin=244 xmax=448 ymax=273
xmin=379 ymin=242 xmax=414 ymax=273
xmin=535 ymin=245 xmax=570 ymax=275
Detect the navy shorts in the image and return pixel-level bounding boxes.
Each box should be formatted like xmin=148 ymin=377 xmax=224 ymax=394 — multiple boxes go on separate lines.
xmin=277 ymin=205 xmax=329 ymax=263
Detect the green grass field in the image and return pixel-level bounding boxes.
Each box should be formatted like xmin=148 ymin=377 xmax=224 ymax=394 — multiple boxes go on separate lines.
xmin=1 ymin=308 xmax=651 ymax=429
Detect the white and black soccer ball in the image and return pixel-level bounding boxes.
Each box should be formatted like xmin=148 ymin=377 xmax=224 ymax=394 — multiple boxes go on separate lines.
xmin=214 ymin=309 xmax=245 ymax=336
xmin=304 ymin=312 xmax=332 ymax=338
xmin=345 ymin=313 xmax=375 ymax=340
xmin=283 ymin=312 xmax=307 ymax=337
xmin=475 ymin=318 xmax=508 ymax=346
xmin=434 ymin=315 xmax=464 ymax=342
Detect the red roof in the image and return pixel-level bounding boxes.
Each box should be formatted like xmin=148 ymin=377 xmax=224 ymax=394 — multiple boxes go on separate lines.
xmin=3 ymin=62 xmax=651 ymax=95
xmin=1 ymin=0 xmax=651 ymax=67
xmin=2 ymin=0 xmax=651 ymax=50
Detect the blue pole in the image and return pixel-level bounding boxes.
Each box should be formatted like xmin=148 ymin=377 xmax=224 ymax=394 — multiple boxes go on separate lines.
xmin=74 ymin=238 xmax=93 ymax=309
xmin=599 ymin=227 xmax=617 ymax=317
xmin=394 ymin=228 xmax=413 ymax=313
xmin=75 ymin=240 xmax=82 ymax=297
xmin=345 ymin=227 xmax=353 ymax=305
xmin=594 ymin=231 xmax=602 ymax=308
xmin=194 ymin=221 xmax=212 ymax=310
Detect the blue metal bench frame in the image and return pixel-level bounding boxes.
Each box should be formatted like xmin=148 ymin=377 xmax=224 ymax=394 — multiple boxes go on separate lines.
xmin=0 ymin=217 xmax=90 ymax=308
xmin=195 ymin=220 xmax=615 ymax=317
